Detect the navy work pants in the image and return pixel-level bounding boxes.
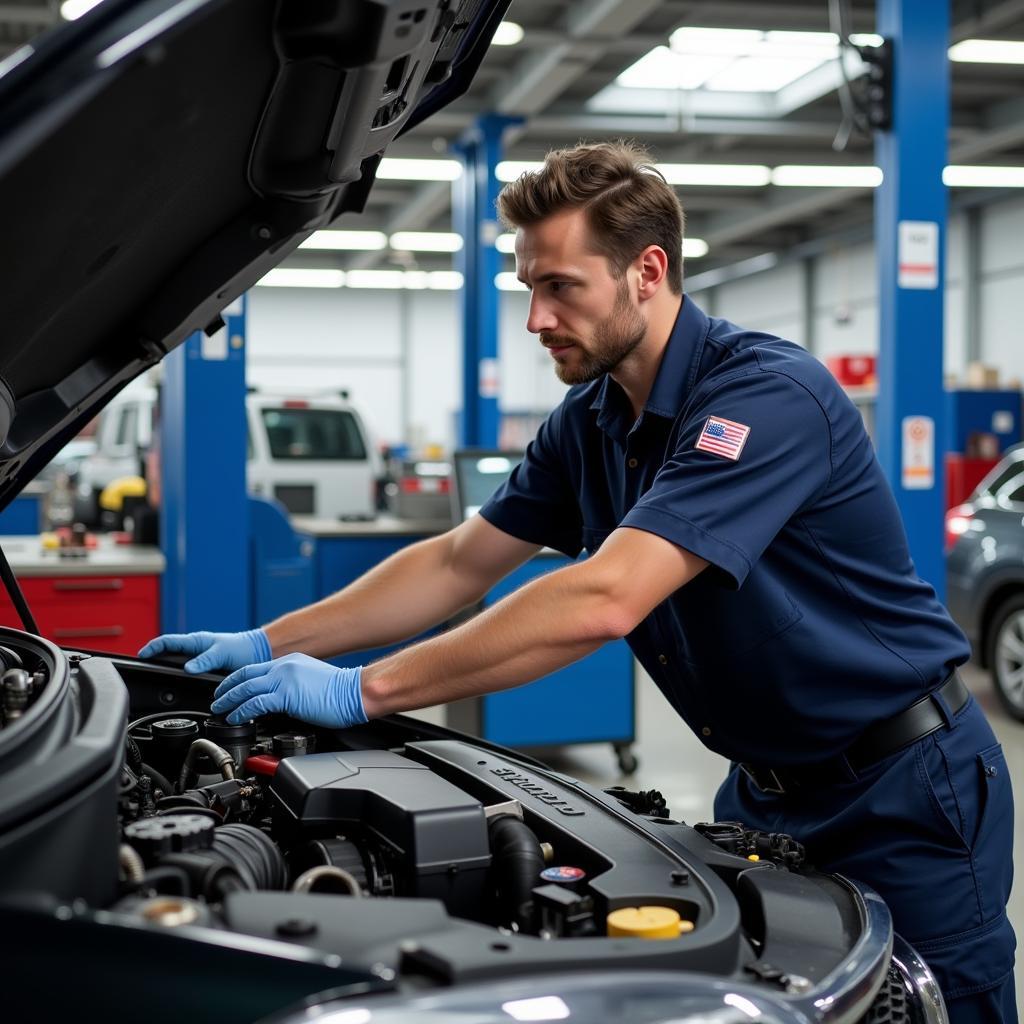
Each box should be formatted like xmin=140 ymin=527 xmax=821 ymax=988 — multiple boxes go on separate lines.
xmin=715 ymin=697 xmax=1016 ymax=1022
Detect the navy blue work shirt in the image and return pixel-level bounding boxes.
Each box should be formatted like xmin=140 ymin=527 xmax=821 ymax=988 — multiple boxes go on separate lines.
xmin=479 ymin=296 xmax=970 ymax=765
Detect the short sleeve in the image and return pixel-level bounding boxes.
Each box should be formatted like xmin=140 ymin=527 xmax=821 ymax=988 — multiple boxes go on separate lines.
xmin=621 ymin=369 xmax=832 ymax=587
xmin=478 ymin=407 xmax=584 ymax=558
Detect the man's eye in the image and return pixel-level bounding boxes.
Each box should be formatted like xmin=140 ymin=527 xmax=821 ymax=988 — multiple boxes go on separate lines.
xmin=550 ymin=281 xmax=567 ymax=293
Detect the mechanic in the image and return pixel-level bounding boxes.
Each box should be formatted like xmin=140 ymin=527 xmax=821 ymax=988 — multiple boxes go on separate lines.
xmin=142 ymin=141 xmax=1015 ymax=1022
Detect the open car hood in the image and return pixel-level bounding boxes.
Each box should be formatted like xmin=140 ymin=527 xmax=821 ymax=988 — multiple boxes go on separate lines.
xmin=0 ymin=0 xmax=508 ymax=510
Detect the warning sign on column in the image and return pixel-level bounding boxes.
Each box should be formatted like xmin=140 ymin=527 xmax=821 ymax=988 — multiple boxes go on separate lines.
xmin=898 ymin=221 xmax=939 ymax=290
xmin=902 ymin=415 xmax=935 ymax=490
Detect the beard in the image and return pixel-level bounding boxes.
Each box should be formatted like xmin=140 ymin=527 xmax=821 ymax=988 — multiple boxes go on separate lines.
xmin=541 ymin=278 xmax=646 ymax=386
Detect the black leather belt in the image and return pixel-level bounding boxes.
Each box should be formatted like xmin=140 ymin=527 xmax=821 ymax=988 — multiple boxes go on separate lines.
xmin=741 ymin=670 xmax=969 ymax=796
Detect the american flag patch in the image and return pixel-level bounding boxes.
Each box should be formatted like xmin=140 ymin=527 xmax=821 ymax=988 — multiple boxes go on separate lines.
xmin=695 ymin=416 xmax=751 ymax=461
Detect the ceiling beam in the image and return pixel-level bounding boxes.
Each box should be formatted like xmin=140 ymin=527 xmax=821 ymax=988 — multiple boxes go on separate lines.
xmin=950 ymin=93 xmax=1024 ymax=162
xmin=490 ymin=0 xmax=664 ymax=115
xmin=701 ymin=185 xmax=865 ymax=248
xmin=951 ymin=0 xmax=1024 ymax=42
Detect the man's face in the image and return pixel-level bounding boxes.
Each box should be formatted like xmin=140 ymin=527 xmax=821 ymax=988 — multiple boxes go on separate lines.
xmin=515 ymin=209 xmax=647 ymax=385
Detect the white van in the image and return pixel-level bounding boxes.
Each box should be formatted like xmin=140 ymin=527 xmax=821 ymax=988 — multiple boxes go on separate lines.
xmin=74 ymin=384 xmax=380 ymax=523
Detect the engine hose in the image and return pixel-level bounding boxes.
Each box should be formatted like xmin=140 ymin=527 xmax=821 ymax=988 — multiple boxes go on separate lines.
xmin=178 ymin=738 xmax=236 ymax=794
xmin=211 ymin=825 xmax=287 ymax=891
xmin=119 ymin=844 xmax=146 ymax=886
xmin=292 ymin=865 xmax=362 ymax=896
xmin=488 ymin=815 xmax=546 ymax=933
xmin=139 ymin=762 xmax=174 ymax=797
xmin=125 ymin=736 xmax=144 ymax=773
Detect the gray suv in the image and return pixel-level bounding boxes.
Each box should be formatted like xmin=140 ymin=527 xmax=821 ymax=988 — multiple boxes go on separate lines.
xmin=947 ymin=443 xmax=1024 ymax=720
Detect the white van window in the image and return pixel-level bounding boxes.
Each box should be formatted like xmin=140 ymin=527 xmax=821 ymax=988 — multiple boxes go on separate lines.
xmin=115 ymin=406 xmax=137 ymax=449
xmin=261 ymin=408 xmax=367 ymax=461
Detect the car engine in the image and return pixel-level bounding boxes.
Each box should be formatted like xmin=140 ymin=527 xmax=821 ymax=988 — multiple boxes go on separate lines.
xmin=0 ymin=629 xmax=941 ymax=1023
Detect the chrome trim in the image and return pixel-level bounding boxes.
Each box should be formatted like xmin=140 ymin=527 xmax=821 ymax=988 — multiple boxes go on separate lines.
xmin=891 ymin=932 xmax=949 ymax=1024
xmin=263 ymin=971 xmax=811 ymax=1024
xmin=786 ymin=876 xmax=894 ymax=1023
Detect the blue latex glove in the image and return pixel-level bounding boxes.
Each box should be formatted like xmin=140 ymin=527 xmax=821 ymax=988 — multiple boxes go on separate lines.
xmin=210 ymin=653 xmax=368 ymax=728
xmin=138 ymin=628 xmax=271 ymax=674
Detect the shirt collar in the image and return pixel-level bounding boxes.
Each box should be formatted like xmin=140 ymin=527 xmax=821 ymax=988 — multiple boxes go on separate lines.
xmin=589 ymin=295 xmax=711 ymax=433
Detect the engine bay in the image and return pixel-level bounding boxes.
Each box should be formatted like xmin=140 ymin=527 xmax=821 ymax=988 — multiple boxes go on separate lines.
xmin=0 ymin=628 xmax=915 ymax=1022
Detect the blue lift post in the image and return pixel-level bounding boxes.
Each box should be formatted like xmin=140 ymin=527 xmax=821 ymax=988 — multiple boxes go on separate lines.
xmin=874 ymin=0 xmax=950 ymax=598
xmin=160 ymin=299 xmax=249 ymax=632
xmin=453 ymin=115 xmax=519 ymax=448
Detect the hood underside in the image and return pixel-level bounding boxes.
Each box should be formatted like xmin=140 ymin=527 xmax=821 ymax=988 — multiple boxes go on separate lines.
xmin=0 ymin=0 xmax=507 ymax=510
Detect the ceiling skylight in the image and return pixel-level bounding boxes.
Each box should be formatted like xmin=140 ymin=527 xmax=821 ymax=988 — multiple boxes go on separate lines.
xmin=615 ymin=28 xmax=850 ymax=94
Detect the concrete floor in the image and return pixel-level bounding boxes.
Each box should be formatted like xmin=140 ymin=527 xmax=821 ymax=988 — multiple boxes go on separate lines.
xmin=532 ymin=660 xmax=1023 ymax=1013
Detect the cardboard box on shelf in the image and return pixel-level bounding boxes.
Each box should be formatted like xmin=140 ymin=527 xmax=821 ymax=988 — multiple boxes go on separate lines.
xmin=965 ymin=362 xmax=1001 ymax=388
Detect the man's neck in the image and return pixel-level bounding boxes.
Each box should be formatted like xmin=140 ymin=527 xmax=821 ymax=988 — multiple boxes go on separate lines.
xmin=612 ymin=293 xmax=684 ymax=420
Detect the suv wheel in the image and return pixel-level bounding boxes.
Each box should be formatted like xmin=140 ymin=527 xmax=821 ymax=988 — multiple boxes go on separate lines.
xmin=985 ymin=593 xmax=1024 ymax=722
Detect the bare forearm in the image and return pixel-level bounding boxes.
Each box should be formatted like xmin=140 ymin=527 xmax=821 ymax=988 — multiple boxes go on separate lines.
xmin=360 ymin=561 xmax=627 ymax=716
xmin=264 ymin=534 xmax=482 ymax=660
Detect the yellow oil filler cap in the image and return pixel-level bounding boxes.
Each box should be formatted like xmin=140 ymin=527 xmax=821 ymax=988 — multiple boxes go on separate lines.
xmin=606 ymin=906 xmax=694 ymax=939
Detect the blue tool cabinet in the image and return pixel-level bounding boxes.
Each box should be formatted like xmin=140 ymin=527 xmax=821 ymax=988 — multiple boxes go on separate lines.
xmin=289 ymin=518 xmax=637 ymax=769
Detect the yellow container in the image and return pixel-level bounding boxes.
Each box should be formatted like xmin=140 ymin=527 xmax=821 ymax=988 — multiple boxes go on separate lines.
xmin=606 ymin=906 xmax=693 ymax=939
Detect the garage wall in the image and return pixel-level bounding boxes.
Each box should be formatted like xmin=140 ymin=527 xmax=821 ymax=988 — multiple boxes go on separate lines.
xmin=247 ymin=287 xmax=568 ymax=451
xmin=979 ymin=195 xmax=1024 ymax=385
xmin=246 ymin=194 xmax=1024 ymax=450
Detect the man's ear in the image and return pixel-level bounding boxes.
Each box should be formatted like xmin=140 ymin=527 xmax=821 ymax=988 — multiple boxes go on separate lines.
xmin=635 ymin=245 xmax=669 ymax=300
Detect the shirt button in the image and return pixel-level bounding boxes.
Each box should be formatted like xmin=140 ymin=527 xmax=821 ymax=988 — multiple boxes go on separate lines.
xmin=627 ymin=457 xmax=638 ymax=468
xmin=701 ymin=726 xmax=712 ymax=737
xmin=658 ymin=654 xmax=668 ymax=665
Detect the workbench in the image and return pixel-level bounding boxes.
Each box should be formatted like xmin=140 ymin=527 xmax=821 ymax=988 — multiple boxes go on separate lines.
xmin=0 ymin=535 xmax=164 ymax=656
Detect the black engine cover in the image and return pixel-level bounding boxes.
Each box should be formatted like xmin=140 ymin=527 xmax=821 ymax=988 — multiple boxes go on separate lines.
xmin=270 ymin=749 xmax=491 ymax=916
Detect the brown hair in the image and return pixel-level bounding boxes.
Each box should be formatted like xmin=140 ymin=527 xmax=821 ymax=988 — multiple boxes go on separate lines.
xmin=496 ymin=141 xmax=685 ymax=294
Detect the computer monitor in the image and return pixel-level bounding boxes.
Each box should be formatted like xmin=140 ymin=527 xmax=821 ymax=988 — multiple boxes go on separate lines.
xmin=450 ymin=449 xmax=524 ymax=524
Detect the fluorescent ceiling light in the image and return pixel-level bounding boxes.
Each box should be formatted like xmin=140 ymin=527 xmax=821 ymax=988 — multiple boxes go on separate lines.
xmin=495 ymin=272 xmax=528 ymax=292
xmin=61 ymin=0 xmax=103 ymax=18
xmin=300 ymin=230 xmax=386 ymax=251
xmin=491 ymin=21 xmax=524 ymax=46
xmin=949 ymin=39 xmax=1024 ymax=64
xmin=850 ymin=33 xmax=885 ymax=47
xmin=496 ymin=233 xmax=517 ymax=254
xmin=684 ymin=238 xmax=709 ymax=258
xmin=403 ymin=271 xmax=464 ymax=290
xmin=256 ymin=269 xmax=345 ymax=289
xmin=390 ymin=231 xmax=463 ymax=252
xmin=496 ymin=160 xmax=544 ymax=183
xmin=659 ymin=163 xmax=771 ymax=186
xmin=772 ymin=165 xmax=882 ymax=187
xmin=346 ymin=270 xmax=408 ymax=289
xmin=377 ymin=158 xmax=462 ymax=181
xmin=944 ymin=165 xmax=1024 ymax=187
xmin=339 ymin=270 xmax=465 ymax=290
xmin=423 ymin=271 xmax=464 ymax=290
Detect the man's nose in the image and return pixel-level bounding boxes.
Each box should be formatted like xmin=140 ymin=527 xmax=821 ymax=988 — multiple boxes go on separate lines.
xmin=526 ymin=294 xmax=557 ymax=334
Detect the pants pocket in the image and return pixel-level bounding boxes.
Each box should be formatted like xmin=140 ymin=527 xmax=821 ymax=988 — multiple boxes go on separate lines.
xmin=919 ymin=723 xmax=1015 ymax=924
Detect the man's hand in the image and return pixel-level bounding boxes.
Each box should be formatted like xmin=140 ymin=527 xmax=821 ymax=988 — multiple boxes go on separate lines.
xmin=210 ymin=653 xmax=368 ymax=728
xmin=138 ymin=628 xmax=271 ymax=674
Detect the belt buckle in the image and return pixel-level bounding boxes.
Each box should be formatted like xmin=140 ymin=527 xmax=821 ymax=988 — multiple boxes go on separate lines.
xmin=741 ymin=763 xmax=786 ymax=795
